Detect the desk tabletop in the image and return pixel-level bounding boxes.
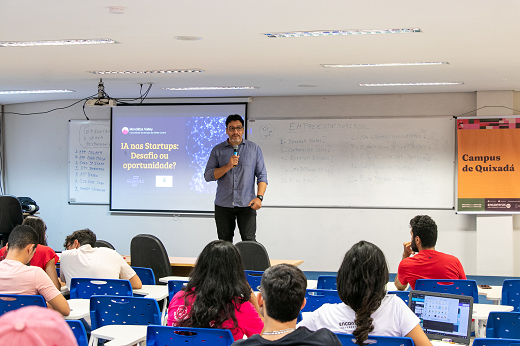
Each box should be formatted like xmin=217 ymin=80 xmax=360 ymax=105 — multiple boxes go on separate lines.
xmin=91 ymin=325 xmax=148 ymax=346
xmin=124 ymin=256 xmax=303 ymax=268
xmin=477 ymin=285 xmax=502 ymax=301
xmin=133 ymin=285 xmax=168 ymax=301
xmin=64 ymin=299 xmax=90 ymax=320
xmin=473 ymin=303 xmax=513 ymax=320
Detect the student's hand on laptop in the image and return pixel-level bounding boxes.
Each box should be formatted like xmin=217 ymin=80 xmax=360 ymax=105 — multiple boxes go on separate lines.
xmin=403 ymin=241 xmax=415 ymax=259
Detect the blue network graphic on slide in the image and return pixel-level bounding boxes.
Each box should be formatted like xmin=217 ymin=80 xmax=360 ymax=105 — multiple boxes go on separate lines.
xmin=186 ymin=117 xmax=227 ymax=193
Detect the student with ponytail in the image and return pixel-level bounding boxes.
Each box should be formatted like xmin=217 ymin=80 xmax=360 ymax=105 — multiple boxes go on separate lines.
xmin=298 ymin=241 xmax=431 ymax=346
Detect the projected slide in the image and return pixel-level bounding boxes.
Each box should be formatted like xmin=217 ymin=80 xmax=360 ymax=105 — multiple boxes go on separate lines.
xmin=111 ymin=104 xmax=247 ymax=213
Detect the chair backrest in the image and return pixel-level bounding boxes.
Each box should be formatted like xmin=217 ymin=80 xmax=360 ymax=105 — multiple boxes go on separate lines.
xmin=0 ymin=294 xmax=46 ymax=315
xmin=502 ymin=280 xmax=520 ymax=312
xmin=132 ymin=266 xmax=156 ymax=285
xmin=335 ymin=333 xmax=414 ymax=346
xmin=474 ymin=339 xmax=520 ymax=346
xmin=235 ymin=241 xmax=270 ymax=271
xmin=244 ymin=270 xmax=264 ymax=291
xmin=0 ymin=195 xmax=24 ymax=246
xmin=168 ymin=279 xmax=189 ymax=302
xmin=317 ymin=275 xmax=337 ymax=290
xmin=414 ymin=279 xmax=479 ymax=302
xmin=90 ymin=295 xmax=161 ymax=330
xmin=131 ymin=234 xmax=171 ymax=284
xmin=387 ymin=291 xmax=410 ymax=305
xmin=146 ymin=325 xmax=234 ymax=346
xmin=301 ymin=289 xmax=342 ymax=313
xmin=486 ymin=312 xmax=520 ymax=339
xmin=66 ymin=320 xmax=88 ymax=346
xmin=70 ymin=278 xmax=133 ymax=299
xmin=94 ymin=240 xmax=115 ymax=250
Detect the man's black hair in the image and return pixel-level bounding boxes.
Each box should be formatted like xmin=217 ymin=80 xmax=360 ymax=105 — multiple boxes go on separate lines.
xmin=225 ymin=114 xmax=244 ymax=127
xmin=260 ymin=264 xmax=307 ymax=322
xmin=410 ymin=215 xmax=438 ymax=248
xmin=7 ymin=225 xmax=38 ymax=251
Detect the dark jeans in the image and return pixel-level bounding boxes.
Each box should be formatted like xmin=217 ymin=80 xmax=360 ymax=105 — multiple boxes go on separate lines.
xmin=215 ymin=205 xmax=256 ymax=242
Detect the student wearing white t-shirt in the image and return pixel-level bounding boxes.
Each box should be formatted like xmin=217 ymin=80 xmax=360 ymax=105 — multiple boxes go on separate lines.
xmin=60 ymin=228 xmax=142 ymax=290
xmin=298 ymin=241 xmax=432 ymax=346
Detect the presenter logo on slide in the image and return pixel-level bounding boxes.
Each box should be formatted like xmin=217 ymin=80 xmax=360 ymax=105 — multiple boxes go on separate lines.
xmin=122 ymin=127 xmax=129 ymax=134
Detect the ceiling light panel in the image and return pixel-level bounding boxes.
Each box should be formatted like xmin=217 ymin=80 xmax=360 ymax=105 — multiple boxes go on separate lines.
xmin=0 ymin=90 xmax=74 ymax=94
xmin=0 ymin=39 xmax=117 ymax=47
xmin=322 ymin=62 xmax=448 ymax=68
xmin=163 ymin=86 xmax=259 ymax=91
xmin=89 ymin=69 xmax=204 ymax=75
xmin=359 ymin=82 xmax=463 ymax=87
xmin=265 ymin=28 xmax=421 ymax=38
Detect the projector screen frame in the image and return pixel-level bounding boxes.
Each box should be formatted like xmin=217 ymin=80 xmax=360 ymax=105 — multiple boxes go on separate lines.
xmin=109 ymin=102 xmax=248 ymax=215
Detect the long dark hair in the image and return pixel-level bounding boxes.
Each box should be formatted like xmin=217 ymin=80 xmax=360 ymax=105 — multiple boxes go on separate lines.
xmin=337 ymin=241 xmax=389 ymax=346
xmin=179 ymin=240 xmax=251 ymax=329
xmin=22 ymin=216 xmax=47 ymax=246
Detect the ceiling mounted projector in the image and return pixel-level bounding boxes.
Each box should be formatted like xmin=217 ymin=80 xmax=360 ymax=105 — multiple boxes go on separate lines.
xmin=86 ymin=98 xmax=116 ymax=107
xmin=86 ymin=78 xmax=116 ymax=107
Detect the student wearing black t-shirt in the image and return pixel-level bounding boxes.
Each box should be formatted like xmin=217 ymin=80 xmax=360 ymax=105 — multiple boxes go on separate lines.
xmin=232 ymin=264 xmax=341 ymax=346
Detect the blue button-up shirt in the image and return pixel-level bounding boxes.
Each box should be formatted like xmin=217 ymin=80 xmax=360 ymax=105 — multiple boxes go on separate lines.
xmin=204 ymin=139 xmax=268 ymax=208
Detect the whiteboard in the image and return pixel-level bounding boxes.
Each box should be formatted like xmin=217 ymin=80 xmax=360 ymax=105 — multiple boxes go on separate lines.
xmin=68 ymin=120 xmax=110 ymax=204
xmin=247 ymin=117 xmax=455 ymax=208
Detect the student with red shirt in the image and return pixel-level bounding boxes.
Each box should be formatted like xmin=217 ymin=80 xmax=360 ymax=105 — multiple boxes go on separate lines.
xmin=167 ymin=240 xmax=263 ymax=341
xmin=395 ymin=215 xmax=466 ymax=291
xmin=0 ymin=216 xmax=60 ymax=290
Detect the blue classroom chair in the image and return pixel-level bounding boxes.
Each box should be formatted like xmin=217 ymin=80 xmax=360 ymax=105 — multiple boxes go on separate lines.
xmin=302 ymin=289 xmax=342 ymax=312
xmin=168 ymin=279 xmax=189 ymax=302
xmin=414 ymin=279 xmax=479 ymax=302
xmin=90 ymin=295 xmax=161 ymax=330
xmin=66 ymin=320 xmax=88 ymax=346
xmin=317 ymin=275 xmax=337 ymax=290
xmin=146 ymin=326 xmax=234 ymax=346
xmin=244 ymin=270 xmax=263 ymax=291
xmin=0 ymin=294 xmax=46 ymax=316
xmin=335 ymin=333 xmax=414 ymax=346
xmin=70 ymin=278 xmax=133 ymax=299
xmin=388 ymin=290 xmax=410 ymax=305
xmin=473 ymin=339 xmax=520 ymax=346
xmin=486 ymin=312 xmax=520 ymax=339
xmin=132 ymin=266 xmax=156 ymax=285
xmin=502 ymin=280 xmax=520 ymax=312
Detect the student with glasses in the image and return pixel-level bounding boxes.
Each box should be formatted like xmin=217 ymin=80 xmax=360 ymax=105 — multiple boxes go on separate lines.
xmin=204 ymin=114 xmax=268 ymax=242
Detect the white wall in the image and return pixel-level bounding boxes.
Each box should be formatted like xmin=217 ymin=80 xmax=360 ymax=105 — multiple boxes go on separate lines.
xmin=4 ymin=92 xmax=517 ymax=275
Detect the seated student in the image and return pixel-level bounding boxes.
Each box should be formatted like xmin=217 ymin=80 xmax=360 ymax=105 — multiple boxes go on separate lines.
xmin=298 ymin=241 xmax=431 ymax=346
xmin=0 ymin=216 xmax=60 ymax=290
xmin=0 ymin=225 xmax=70 ymax=316
xmin=395 ymin=215 xmax=466 ymax=290
xmin=168 ymin=240 xmax=263 ymax=341
xmin=0 ymin=306 xmax=77 ymax=346
xmin=233 ymin=264 xmax=342 ymax=346
xmin=60 ymin=228 xmax=142 ymax=289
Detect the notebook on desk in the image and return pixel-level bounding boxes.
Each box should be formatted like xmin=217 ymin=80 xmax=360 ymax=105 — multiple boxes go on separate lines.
xmin=408 ymin=290 xmax=473 ymax=346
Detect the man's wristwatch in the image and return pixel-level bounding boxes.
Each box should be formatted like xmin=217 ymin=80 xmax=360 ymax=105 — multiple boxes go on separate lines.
xmin=256 ymin=195 xmax=263 ymax=201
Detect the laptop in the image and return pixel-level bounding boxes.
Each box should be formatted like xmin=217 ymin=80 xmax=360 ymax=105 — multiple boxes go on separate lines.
xmin=408 ymin=290 xmax=473 ymax=346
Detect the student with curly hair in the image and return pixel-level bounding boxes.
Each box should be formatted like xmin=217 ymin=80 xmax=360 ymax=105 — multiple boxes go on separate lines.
xmin=167 ymin=240 xmax=263 ymax=341
xmin=298 ymin=241 xmax=431 ymax=346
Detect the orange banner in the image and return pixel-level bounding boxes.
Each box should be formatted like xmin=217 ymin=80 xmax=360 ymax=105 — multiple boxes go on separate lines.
xmin=457 ymin=117 xmax=520 ymax=212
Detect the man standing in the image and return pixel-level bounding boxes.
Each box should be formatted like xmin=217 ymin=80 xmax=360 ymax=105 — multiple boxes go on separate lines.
xmin=232 ymin=264 xmax=342 ymax=346
xmin=60 ymin=228 xmax=142 ymax=290
xmin=205 ymin=114 xmax=267 ymax=242
xmin=0 ymin=225 xmax=70 ymax=316
xmin=395 ymin=215 xmax=466 ymax=290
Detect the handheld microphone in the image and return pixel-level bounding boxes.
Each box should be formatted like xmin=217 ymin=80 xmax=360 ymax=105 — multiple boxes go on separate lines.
xmin=233 ymin=145 xmax=238 ymax=168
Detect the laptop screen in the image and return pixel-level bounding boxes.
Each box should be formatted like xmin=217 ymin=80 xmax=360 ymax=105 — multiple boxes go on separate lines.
xmin=409 ymin=290 xmax=473 ymax=343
